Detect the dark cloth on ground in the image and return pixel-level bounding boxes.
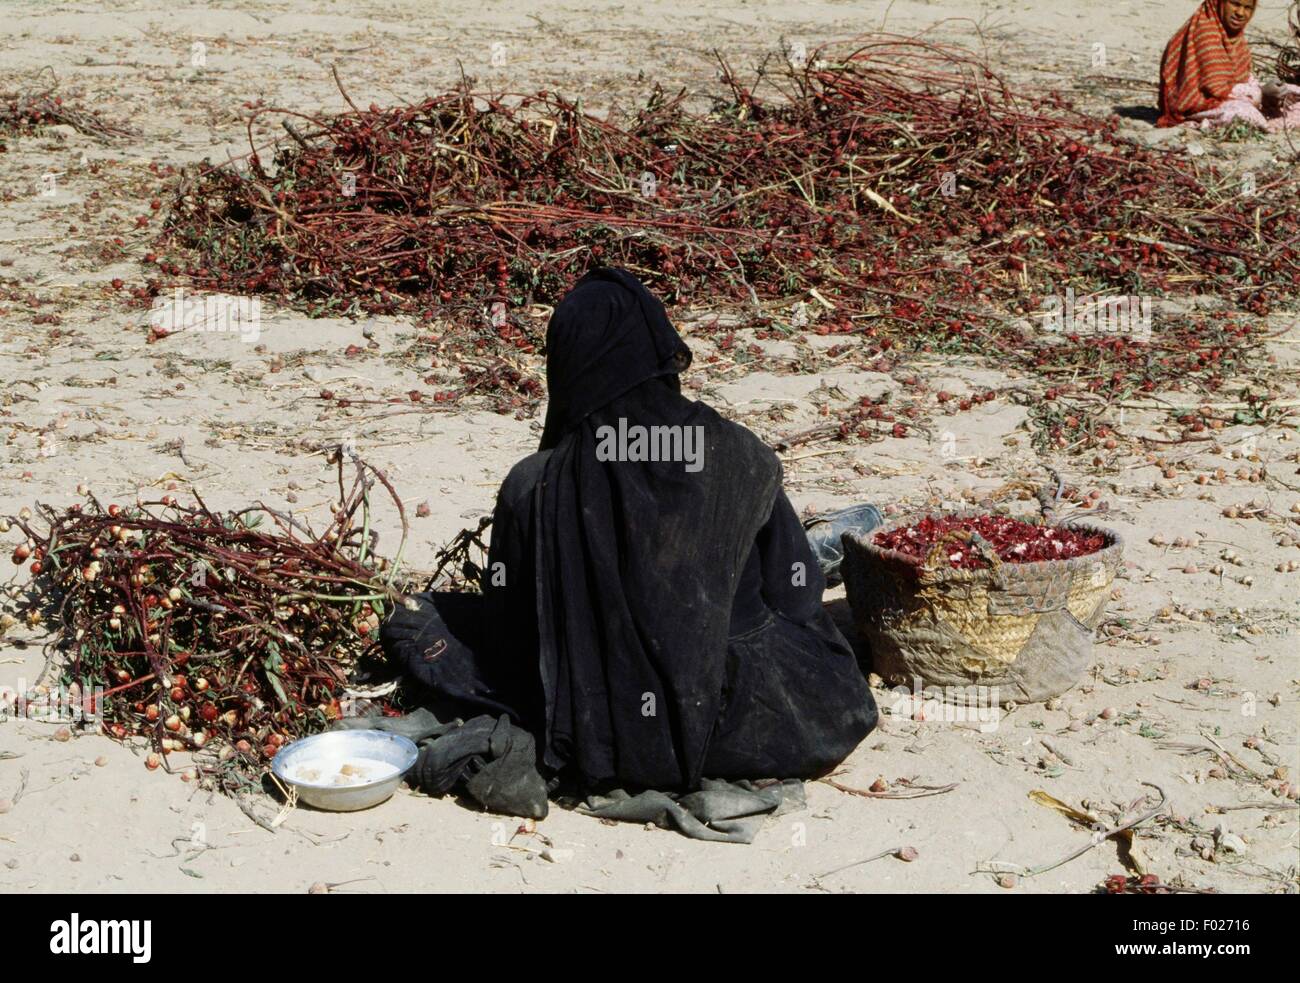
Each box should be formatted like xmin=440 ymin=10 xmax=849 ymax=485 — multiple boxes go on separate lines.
xmin=330 ymin=700 xmax=797 ymax=835
xmin=333 ymin=706 xmax=549 ymax=818
xmin=580 ymin=779 xmax=806 ymax=844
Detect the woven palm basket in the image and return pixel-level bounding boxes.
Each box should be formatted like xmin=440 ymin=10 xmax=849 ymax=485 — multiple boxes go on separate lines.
xmin=841 ymin=511 xmax=1124 ymax=704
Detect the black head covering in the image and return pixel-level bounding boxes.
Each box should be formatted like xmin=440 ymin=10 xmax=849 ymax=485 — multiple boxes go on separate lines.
xmin=526 ymin=267 xmax=783 ymax=790
xmin=539 ymin=267 xmax=692 ymax=451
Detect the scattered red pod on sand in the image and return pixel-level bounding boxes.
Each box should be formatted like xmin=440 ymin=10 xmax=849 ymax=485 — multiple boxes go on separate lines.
xmin=875 ymin=514 xmax=1107 ymax=569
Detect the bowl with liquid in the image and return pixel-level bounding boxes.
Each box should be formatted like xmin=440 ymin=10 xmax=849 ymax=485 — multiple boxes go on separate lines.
xmin=272 ymin=729 xmax=418 ymax=811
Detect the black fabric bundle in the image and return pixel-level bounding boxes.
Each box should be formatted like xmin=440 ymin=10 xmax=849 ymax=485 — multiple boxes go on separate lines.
xmin=347 ymin=267 xmax=876 ymax=839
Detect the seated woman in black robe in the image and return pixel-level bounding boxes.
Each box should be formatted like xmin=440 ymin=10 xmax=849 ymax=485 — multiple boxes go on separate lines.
xmin=365 ymin=268 xmax=880 ymax=832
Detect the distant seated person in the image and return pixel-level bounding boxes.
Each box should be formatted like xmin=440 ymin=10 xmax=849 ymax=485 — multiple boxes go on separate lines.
xmin=1157 ymin=0 xmax=1300 ymax=131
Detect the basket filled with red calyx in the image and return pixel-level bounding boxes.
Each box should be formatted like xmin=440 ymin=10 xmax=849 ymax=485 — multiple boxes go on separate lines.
xmin=841 ymin=499 xmax=1123 ymax=704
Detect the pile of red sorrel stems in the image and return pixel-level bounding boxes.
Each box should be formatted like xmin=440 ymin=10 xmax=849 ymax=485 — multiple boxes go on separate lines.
xmin=1 ymin=455 xmax=408 ymax=779
xmin=157 ymin=35 xmax=1296 ymax=359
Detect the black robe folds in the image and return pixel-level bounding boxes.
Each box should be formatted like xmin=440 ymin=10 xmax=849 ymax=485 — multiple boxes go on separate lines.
xmin=379 ymin=268 xmax=876 ymax=821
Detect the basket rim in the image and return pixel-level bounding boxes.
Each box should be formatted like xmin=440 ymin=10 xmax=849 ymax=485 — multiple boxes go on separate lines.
xmin=843 ymin=508 xmax=1125 ymax=584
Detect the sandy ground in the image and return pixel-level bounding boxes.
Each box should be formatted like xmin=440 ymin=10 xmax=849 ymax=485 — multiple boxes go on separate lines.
xmin=0 ymin=0 xmax=1297 ymax=894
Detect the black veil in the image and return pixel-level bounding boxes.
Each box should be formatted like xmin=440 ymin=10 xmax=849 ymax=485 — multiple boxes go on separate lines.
xmin=527 ymin=268 xmax=783 ymax=788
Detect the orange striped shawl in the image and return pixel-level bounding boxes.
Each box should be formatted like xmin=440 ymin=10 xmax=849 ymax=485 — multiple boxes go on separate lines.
xmin=1157 ymin=1 xmax=1253 ymax=127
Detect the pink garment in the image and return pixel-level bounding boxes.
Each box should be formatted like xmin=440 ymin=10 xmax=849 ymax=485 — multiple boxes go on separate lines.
xmin=1187 ymin=76 xmax=1300 ymax=131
